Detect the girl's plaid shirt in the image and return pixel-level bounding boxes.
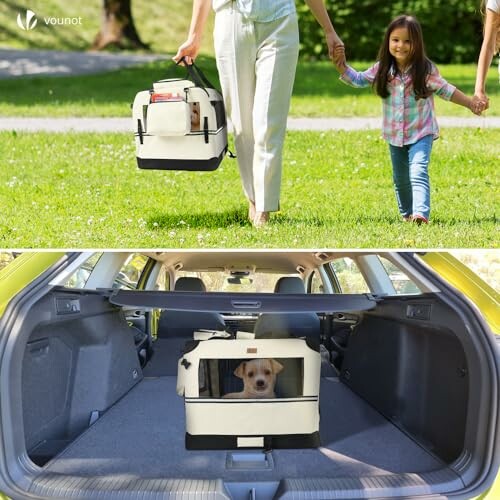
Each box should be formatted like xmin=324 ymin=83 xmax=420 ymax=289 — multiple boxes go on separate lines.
xmin=340 ymin=62 xmax=456 ymax=146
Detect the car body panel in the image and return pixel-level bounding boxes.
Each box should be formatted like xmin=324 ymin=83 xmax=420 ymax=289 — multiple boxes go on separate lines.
xmin=0 ymin=252 xmax=64 ymax=317
xmin=421 ymin=252 xmax=500 ymax=334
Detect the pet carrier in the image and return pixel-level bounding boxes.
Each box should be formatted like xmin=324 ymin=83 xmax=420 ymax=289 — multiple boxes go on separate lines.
xmin=132 ymin=62 xmax=228 ymax=171
xmin=177 ymin=337 xmax=321 ymax=450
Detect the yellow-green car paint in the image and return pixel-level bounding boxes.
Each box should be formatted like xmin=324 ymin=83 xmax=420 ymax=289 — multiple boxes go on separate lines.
xmin=421 ymin=252 xmax=500 ymax=334
xmin=476 ymin=474 xmax=500 ymax=500
xmin=0 ymin=252 xmax=64 ymax=318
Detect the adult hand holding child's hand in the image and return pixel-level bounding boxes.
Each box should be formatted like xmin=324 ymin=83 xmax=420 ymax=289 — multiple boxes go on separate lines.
xmin=333 ymin=45 xmax=346 ymax=73
xmin=471 ymin=95 xmax=489 ymax=115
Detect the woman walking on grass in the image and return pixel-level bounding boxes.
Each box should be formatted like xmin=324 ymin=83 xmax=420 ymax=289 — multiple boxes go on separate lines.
xmin=174 ymin=0 xmax=344 ymax=227
xmin=474 ymin=0 xmax=500 ymax=109
xmin=333 ymin=15 xmax=483 ymax=224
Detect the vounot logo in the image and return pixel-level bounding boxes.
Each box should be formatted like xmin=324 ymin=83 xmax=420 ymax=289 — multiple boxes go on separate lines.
xmin=16 ymin=10 xmax=83 ymax=30
xmin=17 ymin=9 xmax=38 ymax=31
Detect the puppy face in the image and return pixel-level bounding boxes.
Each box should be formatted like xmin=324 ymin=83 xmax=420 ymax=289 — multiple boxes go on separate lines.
xmin=234 ymin=358 xmax=283 ymax=397
xmin=190 ymin=102 xmax=200 ymax=130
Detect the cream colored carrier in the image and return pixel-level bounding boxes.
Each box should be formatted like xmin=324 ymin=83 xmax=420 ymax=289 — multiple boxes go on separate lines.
xmin=177 ymin=337 xmax=321 ymax=450
xmin=132 ymin=62 xmax=228 ymax=171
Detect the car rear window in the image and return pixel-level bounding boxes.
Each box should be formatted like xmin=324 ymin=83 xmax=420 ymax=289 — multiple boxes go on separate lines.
xmin=175 ymin=271 xmax=301 ymax=293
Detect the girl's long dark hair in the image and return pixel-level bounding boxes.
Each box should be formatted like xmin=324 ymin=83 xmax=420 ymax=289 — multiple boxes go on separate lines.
xmin=374 ymin=15 xmax=432 ymax=99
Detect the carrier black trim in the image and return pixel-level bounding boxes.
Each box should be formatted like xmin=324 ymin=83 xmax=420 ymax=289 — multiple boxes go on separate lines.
xmin=185 ymin=432 xmax=320 ymax=450
xmin=137 ymin=151 xmax=225 ymax=171
xmin=185 ymin=396 xmax=319 ymax=403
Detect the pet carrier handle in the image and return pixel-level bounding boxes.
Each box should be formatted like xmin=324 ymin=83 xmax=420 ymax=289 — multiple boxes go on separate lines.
xmin=178 ymin=57 xmax=218 ymax=90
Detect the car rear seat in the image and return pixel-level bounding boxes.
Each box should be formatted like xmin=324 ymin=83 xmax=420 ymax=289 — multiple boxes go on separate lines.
xmin=142 ymin=277 xmax=226 ymax=377
xmin=253 ymin=277 xmax=321 ymax=340
xmin=253 ymin=277 xmax=336 ymax=383
xmin=222 ymin=278 xmax=320 ymax=397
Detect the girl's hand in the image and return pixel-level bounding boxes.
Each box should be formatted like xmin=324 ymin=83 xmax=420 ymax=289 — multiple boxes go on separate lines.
xmin=333 ymin=45 xmax=347 ymax=73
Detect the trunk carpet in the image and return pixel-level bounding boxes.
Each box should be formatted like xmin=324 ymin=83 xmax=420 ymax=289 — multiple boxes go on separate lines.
xmin=45 ymin=376 xmax=444 ymax=481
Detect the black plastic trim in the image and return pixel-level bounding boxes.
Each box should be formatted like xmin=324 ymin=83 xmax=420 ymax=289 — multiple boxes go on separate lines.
xmin=182 ymin=340 xmax=200 ymax=355
xmin=185 ymin=432 xmax=320 ymax=450
xmin=305 ymin=337 xmax=320 ymax=352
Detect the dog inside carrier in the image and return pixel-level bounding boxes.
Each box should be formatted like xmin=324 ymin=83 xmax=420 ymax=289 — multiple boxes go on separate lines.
xmin=177 ymin=337 xmax=321 ymax=450
xmin=132 ymin=62 xmax=228 ymax=171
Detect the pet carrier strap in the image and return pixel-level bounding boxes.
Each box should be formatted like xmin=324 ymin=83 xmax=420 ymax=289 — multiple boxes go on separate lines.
xmin=180 ymin=58 xmax=218 ymax=90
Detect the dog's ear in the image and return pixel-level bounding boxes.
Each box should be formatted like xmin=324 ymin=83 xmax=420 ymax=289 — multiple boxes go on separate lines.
xmin=270 ymin=359 xmax=284 ymax=374
xmin=234 ymin=362 xmax=246 ymax=379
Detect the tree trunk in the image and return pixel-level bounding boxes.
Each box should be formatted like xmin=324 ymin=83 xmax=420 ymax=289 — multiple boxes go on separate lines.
xmin=91 ymin=0 xmax=149 ymax=51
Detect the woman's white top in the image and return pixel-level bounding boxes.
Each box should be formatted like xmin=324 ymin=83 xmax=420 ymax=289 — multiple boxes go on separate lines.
xmin=486 ymin=0 xmax=500 ymax=13
xmin=212 ymin=0 xmax=295 ymax=22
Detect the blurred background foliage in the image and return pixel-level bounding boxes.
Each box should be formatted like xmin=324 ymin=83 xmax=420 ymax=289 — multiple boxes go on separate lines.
xmin=0 ymin=1 xmax=485 ymax=63
xmin=297 ymin=0 xmax=483 ymax=63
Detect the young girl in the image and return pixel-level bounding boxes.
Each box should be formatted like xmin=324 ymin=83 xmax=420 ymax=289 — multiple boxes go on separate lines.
xmin=334 ymin=15 xmax=482 ymax=224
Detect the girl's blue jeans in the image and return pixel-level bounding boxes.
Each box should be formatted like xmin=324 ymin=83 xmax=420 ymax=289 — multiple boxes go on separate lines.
xmin=388 ymin=135 xmax=434 ymax=221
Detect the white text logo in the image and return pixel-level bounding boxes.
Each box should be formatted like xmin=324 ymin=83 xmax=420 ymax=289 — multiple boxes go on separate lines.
xmin=44 ymin=16 xmax=83 ymax=26
xmin=17 ymin=10 xmax=38 ymax=31
xmin=16 ymin=10 xmax=83 ymax=30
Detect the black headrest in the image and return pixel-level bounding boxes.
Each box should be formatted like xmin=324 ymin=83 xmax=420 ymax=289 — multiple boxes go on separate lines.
xmin=174 ymin=277 xmax=206 ymax=292
xmin=274 ymin=276 xmax=305 ymax=294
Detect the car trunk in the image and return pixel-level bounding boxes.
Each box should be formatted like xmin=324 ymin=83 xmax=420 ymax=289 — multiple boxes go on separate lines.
xmin=2 ymin=285 xmax=497 ymax=499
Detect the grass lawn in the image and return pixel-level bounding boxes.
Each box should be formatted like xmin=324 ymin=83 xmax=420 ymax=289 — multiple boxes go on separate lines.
xmin=0 ymin=58 xmax=498 ymax=118
xmin=0 ymin=128 xmax=497 ymax=249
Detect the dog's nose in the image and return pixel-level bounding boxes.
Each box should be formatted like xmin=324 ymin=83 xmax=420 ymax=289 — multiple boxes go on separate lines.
xmin=256 ymin=379 xmax=265 ymax=387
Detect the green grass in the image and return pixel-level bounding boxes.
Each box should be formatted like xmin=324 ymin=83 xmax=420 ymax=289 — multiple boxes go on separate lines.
xmin=0 ymin=129 xmax=497 ymax=248
xmin=2 ymin=1 xmax=497 ymax=251
xmin=0 ymin=58 xmax=497 ymax=118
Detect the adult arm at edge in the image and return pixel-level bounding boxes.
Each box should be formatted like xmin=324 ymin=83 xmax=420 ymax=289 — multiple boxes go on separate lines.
xmin=173 ymin=0 xmax=212 ymax=64
xmin=474 ymin=7 xmax=500 ymax=106
xmin=304 ymin=0 xmax=345 ymax=63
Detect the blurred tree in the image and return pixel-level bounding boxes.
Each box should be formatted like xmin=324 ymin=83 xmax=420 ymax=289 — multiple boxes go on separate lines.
xmin=92 ymin=0 xmax=149 ymax=50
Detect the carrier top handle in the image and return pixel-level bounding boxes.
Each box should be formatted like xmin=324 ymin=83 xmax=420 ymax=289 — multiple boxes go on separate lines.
xmin=177 ymin=57 xmax=219 ymax=91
